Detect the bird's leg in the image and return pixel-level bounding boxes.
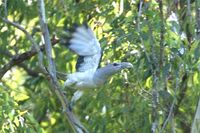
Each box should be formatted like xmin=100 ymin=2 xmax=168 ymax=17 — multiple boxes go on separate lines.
xmin=69 ymin=90 xmax=84 ymax=110
xmin=71 ymin=90 xmax=84 ymax=102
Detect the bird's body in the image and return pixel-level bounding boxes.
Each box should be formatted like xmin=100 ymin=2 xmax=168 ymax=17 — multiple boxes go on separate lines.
xmin=63 ymin=24 xmax=133 ymax=103
xmin=65 ymin=69 xmax=98 ymax=89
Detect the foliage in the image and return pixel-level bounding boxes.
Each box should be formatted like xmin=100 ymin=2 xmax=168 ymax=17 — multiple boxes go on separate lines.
xmin=0 ymin=0 xmax=200 ymax=132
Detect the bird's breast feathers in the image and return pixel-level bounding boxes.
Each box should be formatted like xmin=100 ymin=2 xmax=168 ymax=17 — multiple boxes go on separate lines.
xmin=66 ymin=69 xmax=98 ymax=89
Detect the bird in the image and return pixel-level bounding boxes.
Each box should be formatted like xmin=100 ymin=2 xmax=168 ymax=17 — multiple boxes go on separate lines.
xmin=63 ymin=24 xmax=133 ymax=103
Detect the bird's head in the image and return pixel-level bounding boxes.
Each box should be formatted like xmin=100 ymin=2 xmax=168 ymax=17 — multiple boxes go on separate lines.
xmin=94 ymin=62 xmax=133 ymax=84
xmin=105 ymin=62 xmax=133 ymax=73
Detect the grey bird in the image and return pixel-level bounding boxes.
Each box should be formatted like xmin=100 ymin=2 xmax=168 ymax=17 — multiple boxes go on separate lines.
xmin=64 ymin=24 xmax=133 ymax=103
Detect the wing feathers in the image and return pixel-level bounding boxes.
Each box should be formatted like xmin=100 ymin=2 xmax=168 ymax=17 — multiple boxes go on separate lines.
xmin=73 ymin=32 xmax=89 ymax=42
xmin=76 ymin=27 xmax=92 ymax=39
xmin=69 ymin=39 xmax=99 ymax=56
xmin=68 ymin=24 xmax=102 ymax=72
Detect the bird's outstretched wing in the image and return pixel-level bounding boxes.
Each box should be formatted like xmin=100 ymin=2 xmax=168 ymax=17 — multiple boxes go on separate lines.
xmin=68 ymin=24 xmax=102 ymax=72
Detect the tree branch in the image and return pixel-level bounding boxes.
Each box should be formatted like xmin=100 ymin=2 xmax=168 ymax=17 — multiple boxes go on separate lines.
xmin=174 ymin=73 xmax=188 ymax=115
xmin=196 ymin=0 xmax=200 ymax=39
xmin=160 ymin=73 xmax=181 ymax=132
xmin=191 ymin=98 xmax=200 ymax=133
xmin=158 ymin=0 xmax=165 ymax=69
xmin=0 ymin=38 xmax=59 ymax=79
xmin=137 ymin=2 xmax=159 ymax=132
xmin=0 ymin=49 xmax=39 ymax=77
xmin=37 ymin=0 xmax=88 ymax=132
xmin=0 ymin=16 xmax=56 ymax=79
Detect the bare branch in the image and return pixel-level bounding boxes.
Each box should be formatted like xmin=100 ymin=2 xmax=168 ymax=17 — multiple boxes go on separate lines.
xmin=137 ymin=1 xmax=151 ymax=62
xmin=191 ymin=98 xmax=200 ymax=133
xmin=196 ymin=0 xmax=200 ymax=39
xmin=137 ymin=2 xmax=159 ymax=132
xmin=192 ymin=2 xmax=200 ymax=132
xmin=0 ymin=12 xmax=62 ymax=76
xmin=37 ymin=0 xmax=88 ymax=132
xmin=161 ymin=101 xmax=175 ymax=132
xmin=158 ymin=0 xmax=165 ymax=69
xmin=174 ymin=73 xmax=188 ymax=115
xmin=187 ymin=0 xmax=192 ymax=22
xmin=0 ymin=38 xmax=59 ymax=79
xmin=0 ymin=16 xmax=56 ymax=79
xmin=0 ymin=17 xmax=45 ymax=69
xmin=0 ymin=48 xmax=66 ymax=78
xmin=0 ymin=50 xmax=39 ymax=77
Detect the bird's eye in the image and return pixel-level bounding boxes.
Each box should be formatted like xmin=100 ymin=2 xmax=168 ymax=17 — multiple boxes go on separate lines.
xmin=113 ymin=63 xmax=119 ymax=66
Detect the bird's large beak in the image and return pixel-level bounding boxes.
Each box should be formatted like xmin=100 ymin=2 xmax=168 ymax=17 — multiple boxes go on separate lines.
xmin=121 ymin=62 xmax=133 ymax=69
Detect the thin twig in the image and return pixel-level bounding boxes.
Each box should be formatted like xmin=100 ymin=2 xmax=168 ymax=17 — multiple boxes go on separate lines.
xmin=137 ymin=1 xmax=151 ymax=64
xmin=160 ymin=101 xmax=175 ymax=132
xmin=158 ymin=0 xmax=165 ymax=69
xmin=160 ymin=65 xmax=185 ymax=132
